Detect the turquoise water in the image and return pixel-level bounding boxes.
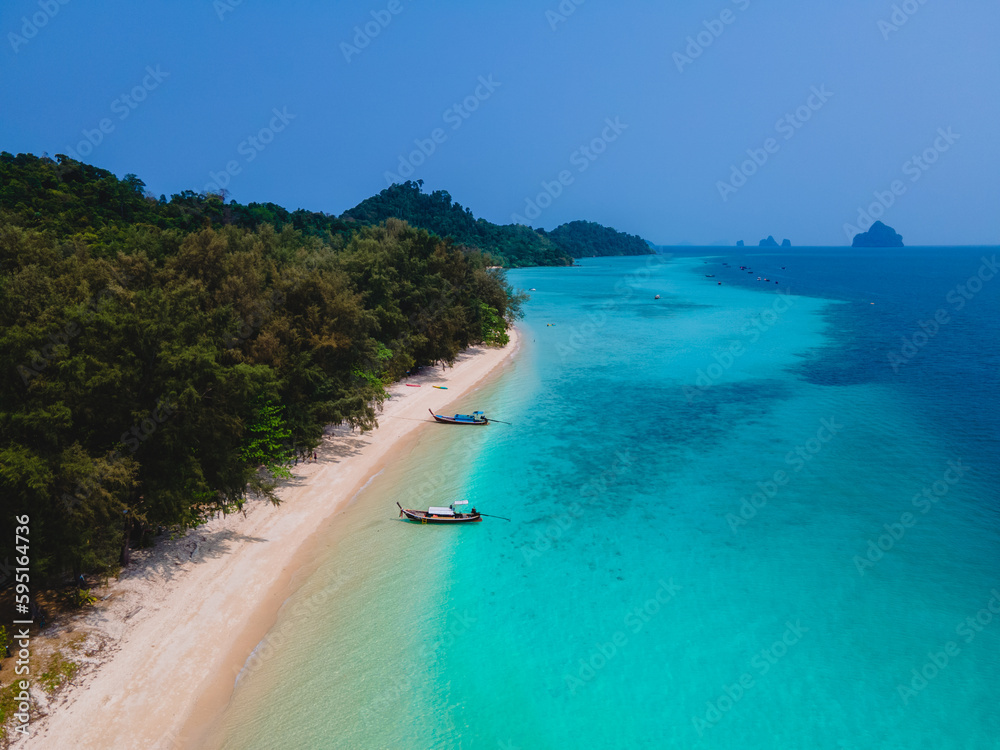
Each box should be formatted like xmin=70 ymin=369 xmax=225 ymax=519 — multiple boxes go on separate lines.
xmin=209 ymin=250 xmax=999 ymax=749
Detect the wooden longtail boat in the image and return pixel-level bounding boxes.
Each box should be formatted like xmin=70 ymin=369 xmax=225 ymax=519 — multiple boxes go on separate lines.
xmin=428 ymin=409 xmax=489 ymax=425
xmin=397 ymin=501 xmax=482 ymax=524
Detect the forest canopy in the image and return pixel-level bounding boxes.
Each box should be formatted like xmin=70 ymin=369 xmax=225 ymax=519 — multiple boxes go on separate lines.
xmin=0 ymin=153 xmax=524 ymax=582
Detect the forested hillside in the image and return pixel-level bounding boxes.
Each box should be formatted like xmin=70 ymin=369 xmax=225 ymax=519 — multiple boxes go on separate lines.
xmin=540 ymin=220 xmax=651 ymax=258
xmin=341 ymin=181 xmax=573 ymax=268
xmin=344 ymin=181 xmax=653 ymax=266
xmin=0 ymin=153 xmax=523 ymax=582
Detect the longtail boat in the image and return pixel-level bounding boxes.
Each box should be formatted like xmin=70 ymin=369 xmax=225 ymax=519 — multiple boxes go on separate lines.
xmin=428 ymin=409 xmax=489 ymax=425
xmin=397 ymin=501 xmax=482 ymax=524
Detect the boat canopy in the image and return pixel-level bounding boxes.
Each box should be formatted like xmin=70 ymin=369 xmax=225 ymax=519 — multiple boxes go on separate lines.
xmin=428 ymin=506 xmax=455 ymax=516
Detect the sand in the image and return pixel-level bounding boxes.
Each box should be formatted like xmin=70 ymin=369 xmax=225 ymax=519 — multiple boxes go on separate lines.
xmin=17 ymin=330 xmax=519 ymax=750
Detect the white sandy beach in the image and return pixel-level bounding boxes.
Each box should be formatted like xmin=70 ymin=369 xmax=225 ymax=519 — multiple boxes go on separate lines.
xmin=17 ymin=330 xmax=518 ymax=750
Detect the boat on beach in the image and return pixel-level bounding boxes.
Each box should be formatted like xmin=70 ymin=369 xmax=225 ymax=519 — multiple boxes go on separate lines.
xmin=397 ymin=501 xmax=482 ymax=524
xmin=428 ymin=409 xmax=489 ymax=425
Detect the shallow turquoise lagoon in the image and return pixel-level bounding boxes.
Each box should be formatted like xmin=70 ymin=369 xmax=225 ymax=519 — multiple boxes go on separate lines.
xmin=210 ymin=250 xmax=999 ymax=749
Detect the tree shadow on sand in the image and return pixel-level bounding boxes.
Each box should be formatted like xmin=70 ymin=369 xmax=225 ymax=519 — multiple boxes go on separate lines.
xmin=121 ymin=526 xmax=270 ymax=584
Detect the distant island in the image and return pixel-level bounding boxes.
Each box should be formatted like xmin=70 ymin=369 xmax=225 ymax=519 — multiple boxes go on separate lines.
xmin=852 ymin=221 xmax=903 ymax=247
xmin=756 ymin=235 xmax=791 ymax=248
xmin=343 ymin=181 xmax=651 ymax=267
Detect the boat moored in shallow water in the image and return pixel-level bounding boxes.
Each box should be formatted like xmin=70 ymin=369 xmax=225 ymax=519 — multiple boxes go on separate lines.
xmin=428 ymin=409 xmax=489 ymax=425
xmin=397 ymin=501 xmax=482 ymax=524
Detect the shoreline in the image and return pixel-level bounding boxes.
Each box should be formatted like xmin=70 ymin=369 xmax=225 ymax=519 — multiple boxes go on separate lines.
xmin=18 ymin=329 xmax=520 ymax=750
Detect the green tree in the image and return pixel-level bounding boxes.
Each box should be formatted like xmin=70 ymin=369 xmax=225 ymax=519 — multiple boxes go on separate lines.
xmin=0 ymin=153 xmax=524 ymax=583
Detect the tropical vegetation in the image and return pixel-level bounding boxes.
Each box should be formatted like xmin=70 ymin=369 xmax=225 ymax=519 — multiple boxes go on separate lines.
xmin=0 ymin=153 xmax=524 ymax=582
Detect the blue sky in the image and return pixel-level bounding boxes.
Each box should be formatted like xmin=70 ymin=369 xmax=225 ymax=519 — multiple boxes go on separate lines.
xmin=2 ymin=0 xmax=998 ymax=245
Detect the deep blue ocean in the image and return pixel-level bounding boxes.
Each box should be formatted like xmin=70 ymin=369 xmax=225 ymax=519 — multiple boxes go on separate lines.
xmin=209 ymin=248 xmax=999 ymax=749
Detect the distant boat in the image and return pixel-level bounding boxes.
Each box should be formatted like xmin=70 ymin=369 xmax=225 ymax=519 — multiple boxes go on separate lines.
xmin=406 ymin=383 xmax=420 ymax=387
xmin=654 ymin=294 xmax=660 ymax=299
xmin=397 ymin=501 xmax=481 ymax=524
xmin=428 ymin=409 xmax=489 ymax=425
xmin=529 ymin=288 xmax=537 ymax=291
xmin=432 ymin=385 xmax=448 ymax=389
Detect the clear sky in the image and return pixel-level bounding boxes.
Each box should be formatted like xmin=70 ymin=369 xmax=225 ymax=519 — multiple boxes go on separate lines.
xmin=2 ymin=0 xmax=998 ymax=245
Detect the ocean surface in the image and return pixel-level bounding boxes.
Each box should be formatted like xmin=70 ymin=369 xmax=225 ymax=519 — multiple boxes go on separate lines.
xmin=207 ymin=248 xmax=999 ymax=750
